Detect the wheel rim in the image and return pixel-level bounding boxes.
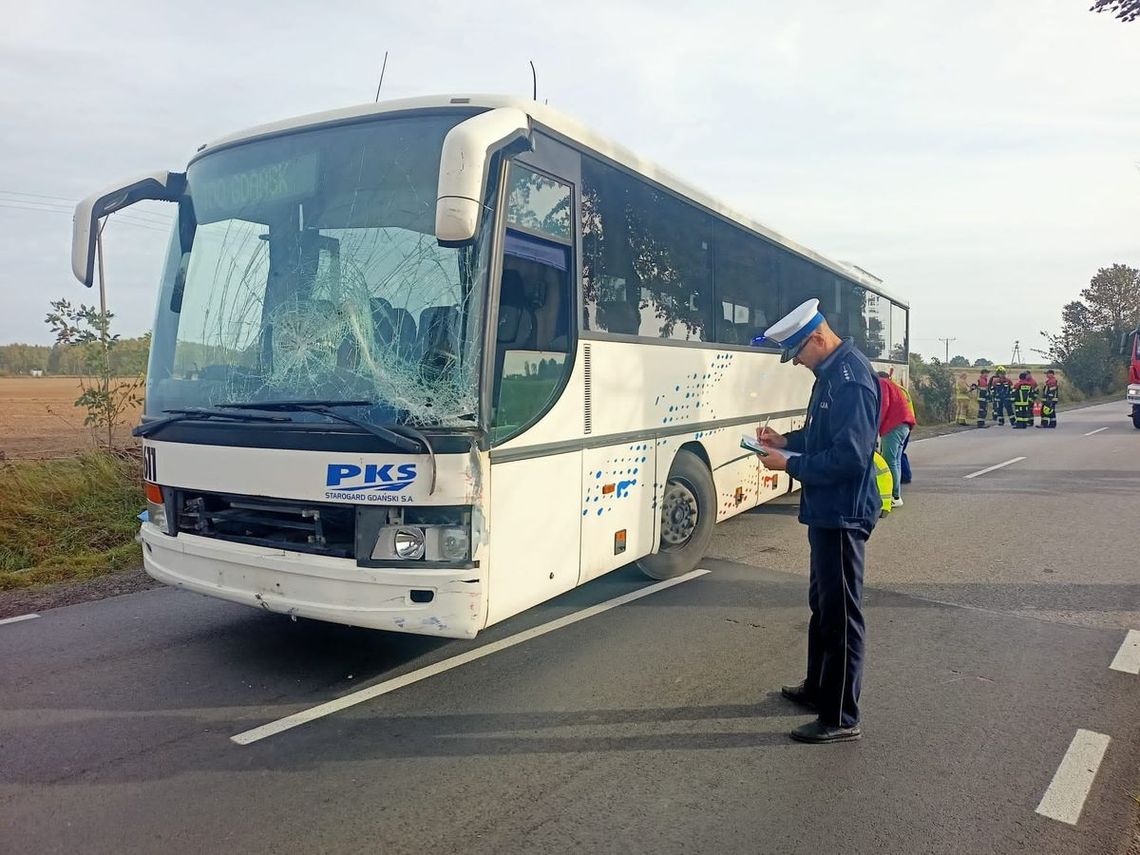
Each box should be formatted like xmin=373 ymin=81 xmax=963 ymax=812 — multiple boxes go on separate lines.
xmin=660 ymin=478 xmax=699 ymax=548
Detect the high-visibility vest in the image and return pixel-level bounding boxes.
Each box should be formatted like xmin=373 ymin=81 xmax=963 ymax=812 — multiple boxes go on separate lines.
xmin=874 ymin=451 xmax=894 ymax=515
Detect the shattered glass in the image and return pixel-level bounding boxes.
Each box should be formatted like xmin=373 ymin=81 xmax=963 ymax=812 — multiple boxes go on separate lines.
xmin=147 ymin=113 xmax=492 ymax=428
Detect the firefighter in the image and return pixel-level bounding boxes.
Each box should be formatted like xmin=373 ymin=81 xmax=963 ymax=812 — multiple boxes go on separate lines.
xmin=1012 ymin=371 xmax=1034 ymax=429
xmin=953 ymin=372 xmax=972 ymax=425
xmin=1039 ymin=369 xmax=1060 ymax=428
xmin=991 ymin=366 xmax=1014 ymax=426
xmin=971 ymin=368 xmax=991 ymax=427
xmin=1024 ymin=369 xmax=1039 ymax=428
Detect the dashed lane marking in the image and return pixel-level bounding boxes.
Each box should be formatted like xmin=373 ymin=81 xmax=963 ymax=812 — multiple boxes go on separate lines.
xmin=1109 ymin=630 xmax=1140 ymax=674
xmin=1083 ymin=427 xmax=1109 ymax=436
xmin=232 ymin=568 xmax=712 ymax=745
xmin=963 ymin=456 xmax=1026 ymax=480
xmin=1036 ymin=729 xmax=1111 ymax=825
xmin=0 ymin=614 xmax=40 ymax=627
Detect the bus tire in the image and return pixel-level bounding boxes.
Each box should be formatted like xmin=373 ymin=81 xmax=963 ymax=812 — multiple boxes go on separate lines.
xmin=1132 ymin=406 xmax=1140 ymax=429
xmin=636 ymin=449 xmax=715 ymax=581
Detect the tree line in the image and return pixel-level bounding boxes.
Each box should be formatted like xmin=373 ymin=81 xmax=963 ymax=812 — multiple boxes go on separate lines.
xmin=1040 ymin=263 xmax=1139 ymax=395
xmin=0 ymin=335 xmax=150 ymax=377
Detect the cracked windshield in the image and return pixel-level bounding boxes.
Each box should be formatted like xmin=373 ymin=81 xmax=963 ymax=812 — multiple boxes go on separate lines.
xmin=146 ymin=113 xmax=489 ymax=426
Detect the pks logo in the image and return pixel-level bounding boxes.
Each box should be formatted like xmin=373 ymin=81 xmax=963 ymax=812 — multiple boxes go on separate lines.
xmin=326 ymin=463 xmax=418 ymax=493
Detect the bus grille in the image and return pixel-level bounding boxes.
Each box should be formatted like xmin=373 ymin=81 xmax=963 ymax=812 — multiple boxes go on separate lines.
xmin=174 ymin=490 xmax=355 ymax=558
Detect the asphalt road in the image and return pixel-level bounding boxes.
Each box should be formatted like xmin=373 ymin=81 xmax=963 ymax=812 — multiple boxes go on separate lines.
xmin=1 ymin=402 xmax=1138 ymax=854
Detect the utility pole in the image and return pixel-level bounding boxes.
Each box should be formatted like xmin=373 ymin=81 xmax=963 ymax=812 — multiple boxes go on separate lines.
xmin=938 ymin=336 xmax=957 ymax=364
xmin=95 ymin=218 xmax=112 ymax=448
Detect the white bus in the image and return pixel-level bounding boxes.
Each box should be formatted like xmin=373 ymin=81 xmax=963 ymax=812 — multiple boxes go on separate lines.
xmin=72 ymin=95 xmax=909 ymax=639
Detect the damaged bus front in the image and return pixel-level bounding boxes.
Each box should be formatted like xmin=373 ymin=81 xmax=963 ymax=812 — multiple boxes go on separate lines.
xmin=72 ymin=102 xmax=533 ymax=638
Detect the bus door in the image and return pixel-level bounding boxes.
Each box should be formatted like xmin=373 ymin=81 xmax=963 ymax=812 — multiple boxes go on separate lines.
xmin=485 ymin=139 xmax=583 ymax=625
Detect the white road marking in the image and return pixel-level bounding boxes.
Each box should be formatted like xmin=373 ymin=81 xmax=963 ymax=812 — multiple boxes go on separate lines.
xmin=963 ymin=456 xmax=1026 ymax=480
xmin=1036 ymin=730 xmax=1111 ymax=825
xmin=0 ymin=613 xmax=39 ymax=627
xmin=1083 ymin=427 xmax=1108 ymax=436
xmin=232 ymin=568 xmax=711 ymax=745
xmin=1109 ymin=630 xmax=1140 ymax=674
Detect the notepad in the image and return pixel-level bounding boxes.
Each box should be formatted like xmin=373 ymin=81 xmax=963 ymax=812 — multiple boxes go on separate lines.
xmin=740 ymin=435 xmax=801 ymax=458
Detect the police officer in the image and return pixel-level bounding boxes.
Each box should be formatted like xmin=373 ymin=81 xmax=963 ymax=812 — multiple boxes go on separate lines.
xmin=991 ymin=366 xmax=1014 ymax=426
xmin=1039 ymin=369 xmax=1060 ymax=428
xmin=753 ymin=298 xmax=880 ymax=744
xmin=972 ymin=368 xmax=991 ymax=427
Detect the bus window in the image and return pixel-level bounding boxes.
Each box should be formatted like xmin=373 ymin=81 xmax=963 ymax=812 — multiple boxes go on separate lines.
xmin=490 ymin=233 xmax=573 ymax=443
xmin=713 ymin=221 xmax=780 ymax=345
xmin=507 ymin=164 xmax=572 ymax=241
xmin=890 ymin=301 xmax=908 ymax=361
xmin=581 ymin=156 xmax=713 ymax=341
xmin=861 ymin=290 xmax=888 ymax=360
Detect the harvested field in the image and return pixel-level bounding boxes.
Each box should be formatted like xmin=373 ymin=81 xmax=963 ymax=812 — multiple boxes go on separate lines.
xmin=0 ymin=376 xmax=143 ymax=459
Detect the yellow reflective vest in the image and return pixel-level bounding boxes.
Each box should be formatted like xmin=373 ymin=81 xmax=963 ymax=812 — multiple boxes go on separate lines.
xmin=874 ymin=450 xmax=894 ymax=515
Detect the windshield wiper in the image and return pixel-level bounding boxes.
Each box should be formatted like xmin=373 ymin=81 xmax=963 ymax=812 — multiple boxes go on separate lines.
xmin=134 ymin=408 xmax=292 ymax=438
xmin=218 ymin=401 xmax=418 ymax=452
xmin=218 ymin=401 xmax=438 ymax=494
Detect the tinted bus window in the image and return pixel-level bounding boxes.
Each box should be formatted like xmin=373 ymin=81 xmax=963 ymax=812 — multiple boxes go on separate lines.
xmin=713 ymin=222 xmax=781 ymax=346
xmin=890 ymin=302 xmax=908 ymax=361
xmin=581 ymin=156 xmax=714 ymax=341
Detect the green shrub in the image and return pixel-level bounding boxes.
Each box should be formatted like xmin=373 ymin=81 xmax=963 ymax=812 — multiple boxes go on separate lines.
xmin=0 ymin=451 xmax=143 ymax=590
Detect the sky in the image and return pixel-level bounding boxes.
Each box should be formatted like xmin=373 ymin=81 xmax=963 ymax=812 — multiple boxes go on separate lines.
xmin=1 ymin=0 xmax=1138 ymax=363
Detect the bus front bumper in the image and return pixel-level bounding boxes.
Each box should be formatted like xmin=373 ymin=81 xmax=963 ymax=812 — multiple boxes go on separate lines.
xmin=139 ymin=525 xmax=484 ymax=638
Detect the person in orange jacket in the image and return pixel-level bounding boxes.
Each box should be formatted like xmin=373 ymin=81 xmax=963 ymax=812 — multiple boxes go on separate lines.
xmin=971 ymin=368 xmax=991 ymax=427
xmin=1023 ymin=369 xmax=1039 ymax=427
xmin=1012 ymin=371 xmax=1034 ymax=429
xmin=990 ymin=366 xmax=1014 ymax=426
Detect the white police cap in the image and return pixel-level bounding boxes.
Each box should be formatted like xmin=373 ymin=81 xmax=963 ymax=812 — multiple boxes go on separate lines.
xmin=755 ymin=298 xmax=825 ymax=363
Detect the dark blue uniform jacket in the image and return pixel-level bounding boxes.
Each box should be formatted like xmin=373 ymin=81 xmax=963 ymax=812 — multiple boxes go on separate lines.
xmin=783 ymin=338 xmax=882 ymax=535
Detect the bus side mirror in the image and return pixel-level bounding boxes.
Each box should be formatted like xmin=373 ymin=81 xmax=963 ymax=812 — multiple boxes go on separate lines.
xmin=72 ymin=171 xmax=186 ymax=287
xmin=436 ymin=108 xmax=533 ymax=247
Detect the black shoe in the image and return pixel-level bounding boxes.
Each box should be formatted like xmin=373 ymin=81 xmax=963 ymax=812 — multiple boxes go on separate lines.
xmin=790 ymin=720 xmax=862 ymax=744
xmin=780 ymin=681 xmax=818 ymax=711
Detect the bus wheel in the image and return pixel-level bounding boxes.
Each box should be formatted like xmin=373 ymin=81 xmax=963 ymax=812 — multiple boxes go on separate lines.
xmin=636 ymin=450 xmax=715 ymax=580
xmin=1132 ymin=407 xmax=1140 ymax=429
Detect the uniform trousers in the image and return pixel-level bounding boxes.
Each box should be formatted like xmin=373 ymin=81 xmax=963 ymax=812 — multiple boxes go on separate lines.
xmin=806 ymin=526 xmax=868 ymax=728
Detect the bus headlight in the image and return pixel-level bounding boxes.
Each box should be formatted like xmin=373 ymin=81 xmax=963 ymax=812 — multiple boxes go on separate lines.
xmin=146 ymin=500 xmax=167 ymax=531
xmin=145 ymin=482 xmax=168 ymax=532
xmin=439 ymin=528 xmax=470 ymax=561
xmin=394 ymin=528 xmax=426 ymax=560
xmin=360 ymin=506 xmax=473 ymax=564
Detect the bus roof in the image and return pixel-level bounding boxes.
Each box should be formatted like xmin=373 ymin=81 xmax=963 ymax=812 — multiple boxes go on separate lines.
xmin=198 ymin=94 xmax=908 ymax=309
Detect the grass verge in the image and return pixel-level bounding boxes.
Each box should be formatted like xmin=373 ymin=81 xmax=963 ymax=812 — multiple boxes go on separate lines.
xmin=0 ymin=450 xmax=144 ymax=591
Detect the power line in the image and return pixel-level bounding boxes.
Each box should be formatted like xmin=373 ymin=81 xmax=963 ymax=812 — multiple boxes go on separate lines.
xmin=0 ymin=195 xmax=171 ymax=227
xmin=0 ymin=189 xmax=174 ymax=226
xmin=0 ymin=200 xmax=169 ymax=233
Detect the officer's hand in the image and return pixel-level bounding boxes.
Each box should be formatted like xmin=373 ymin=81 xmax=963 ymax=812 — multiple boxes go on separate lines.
xmin=757 ymin=426 xmax=786 ymax=448
xmin=762 ymin=448 xmax=789 ymax=471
